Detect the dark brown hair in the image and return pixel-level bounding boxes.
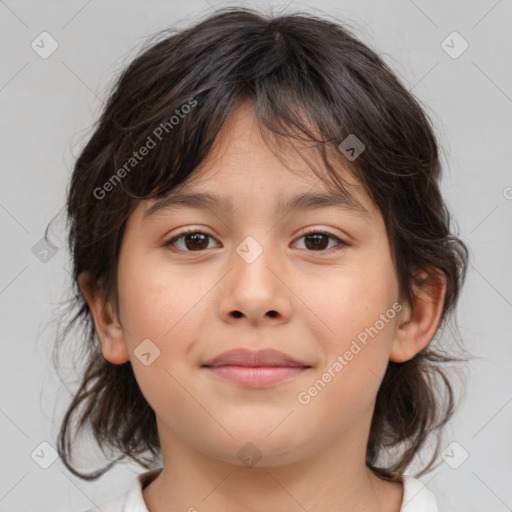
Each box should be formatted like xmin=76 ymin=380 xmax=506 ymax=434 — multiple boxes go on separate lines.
xmin=52 ymin=6 xmax=470 ymax=481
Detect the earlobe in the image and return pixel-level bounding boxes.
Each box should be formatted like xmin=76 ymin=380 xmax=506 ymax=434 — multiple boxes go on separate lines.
xmin=389 ymin=270 xmax=446 ymax=363
xmin=78 ymin=272 xmax=130 ymax=365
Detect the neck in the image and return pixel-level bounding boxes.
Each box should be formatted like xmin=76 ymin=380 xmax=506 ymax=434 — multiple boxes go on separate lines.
xmin=142 ymin=421 xmax=403 ymax=512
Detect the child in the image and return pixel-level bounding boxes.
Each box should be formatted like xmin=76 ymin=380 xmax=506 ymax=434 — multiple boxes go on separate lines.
xmin=55 ymin=7 xmax=469 ymax=511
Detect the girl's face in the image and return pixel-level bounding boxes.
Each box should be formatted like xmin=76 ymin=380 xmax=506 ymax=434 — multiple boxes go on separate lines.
xmin=109 ymin=99 xmax=408 ymax=467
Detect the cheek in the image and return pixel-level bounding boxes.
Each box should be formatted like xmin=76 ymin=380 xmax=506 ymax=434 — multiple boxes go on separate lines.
xmin=299 ymin=251 xmax=399 ymax=396
xmin=117 ymin=251 xmax=205 ymax=343
xmin=117 ymin=254 xmax=206 ymax=420
xmin=307 ymin=265 xmax=397 ymax=346
xmin=296 ymin=289 xmax=399 ymax=432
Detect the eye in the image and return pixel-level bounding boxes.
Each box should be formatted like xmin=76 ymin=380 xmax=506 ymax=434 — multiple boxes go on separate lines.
xmin=164 ymin=229 xmax=347 ymax=253
xmin=293 ymin=230 xmax=347 ymax=253
xmin=164 ymin=230 xmax=220 ymax=252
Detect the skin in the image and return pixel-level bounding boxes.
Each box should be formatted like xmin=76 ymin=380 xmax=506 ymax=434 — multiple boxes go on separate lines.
xmin=79 ymin=98 xmax=446 ymax=512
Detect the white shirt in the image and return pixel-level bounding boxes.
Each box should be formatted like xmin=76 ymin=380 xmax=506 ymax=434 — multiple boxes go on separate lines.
xmin=81 ymin=468 xmax=439 ymax=512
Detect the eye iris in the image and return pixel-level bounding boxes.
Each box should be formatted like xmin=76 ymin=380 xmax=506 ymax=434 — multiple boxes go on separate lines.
xmin=305 ymin=233 xmax=329 ymax=250
xmin=184 ymin=232 xmax=208 ymax=250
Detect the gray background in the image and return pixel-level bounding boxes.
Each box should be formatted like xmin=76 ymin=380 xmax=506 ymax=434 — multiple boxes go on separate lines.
xmin=1 ymin=0 xmax=511 ymax=511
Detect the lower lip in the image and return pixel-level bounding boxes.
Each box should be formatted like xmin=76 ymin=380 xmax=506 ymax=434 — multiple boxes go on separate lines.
xmin=204 ymin=365 xmax=308 ymax=387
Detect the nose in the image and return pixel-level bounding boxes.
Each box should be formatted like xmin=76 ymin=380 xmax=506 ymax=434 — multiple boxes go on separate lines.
xmin=217 ymin=236 xmax=293 ymax=327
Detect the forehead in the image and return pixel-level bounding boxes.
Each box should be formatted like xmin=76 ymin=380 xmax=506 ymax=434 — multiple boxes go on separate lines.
xmin=141 ymin=97 xmax=377 ymax=222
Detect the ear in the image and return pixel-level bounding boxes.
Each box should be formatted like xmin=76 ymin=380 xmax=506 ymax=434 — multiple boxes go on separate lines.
xmin=389 ymin=269 xmax=446 ymax=363
xmin=78 ymin=271 xmax=130 ymax=364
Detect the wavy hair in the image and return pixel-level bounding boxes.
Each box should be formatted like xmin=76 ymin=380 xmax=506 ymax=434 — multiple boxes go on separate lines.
xmin=51 ymin=6 xmax=471 ymax=481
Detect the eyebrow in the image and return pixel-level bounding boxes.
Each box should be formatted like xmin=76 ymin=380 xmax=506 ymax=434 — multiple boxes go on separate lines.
xmin=142 ymin=189 xmax=372 ymax=221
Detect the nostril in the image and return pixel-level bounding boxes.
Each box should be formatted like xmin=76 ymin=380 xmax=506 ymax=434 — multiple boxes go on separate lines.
xmin=232 ymin=311 xmax=243 ymax=318
xmin=267 ymin=310 xmax=278 ymax=318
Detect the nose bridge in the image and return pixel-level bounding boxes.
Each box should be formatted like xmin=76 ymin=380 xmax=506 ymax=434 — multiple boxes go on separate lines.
xmin=218 ymin=231 xmax=291 ymax=324
xmin=233 ymin=232 xmax=278 ymax=291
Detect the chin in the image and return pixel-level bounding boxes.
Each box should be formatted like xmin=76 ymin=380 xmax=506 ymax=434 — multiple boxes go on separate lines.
xmin=198 ymin=429 xmax=313 ymax=469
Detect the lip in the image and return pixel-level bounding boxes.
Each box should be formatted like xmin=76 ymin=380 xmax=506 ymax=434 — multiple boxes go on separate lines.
xmin=201 ymin=349 xmax=311 ymax=388
xmin=202 ymin=348 xmax=308 ymax=368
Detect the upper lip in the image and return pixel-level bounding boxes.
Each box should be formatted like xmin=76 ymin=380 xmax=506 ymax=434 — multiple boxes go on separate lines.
xmin=202 ymin=349 xmax=310 ymax=368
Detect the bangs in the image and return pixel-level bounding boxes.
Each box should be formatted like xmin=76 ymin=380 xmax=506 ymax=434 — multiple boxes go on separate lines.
xmin=104 ymin=15 xmax=383 ymax=211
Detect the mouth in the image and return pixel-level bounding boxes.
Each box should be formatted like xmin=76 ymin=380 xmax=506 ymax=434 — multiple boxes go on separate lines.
xmin=201 ymin=348 xmax=311 ymax=388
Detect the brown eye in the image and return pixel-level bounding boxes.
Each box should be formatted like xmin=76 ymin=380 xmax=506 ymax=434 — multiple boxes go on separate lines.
xmin=294 ymin=231 xmax=346 ymax=253
xmin=165 ymin=230 xmax=219 ymax=251
xmin=164 ymin=229 xmax=347 ymax=254
xmin=304 ymin=233 xmax=330 ymax=250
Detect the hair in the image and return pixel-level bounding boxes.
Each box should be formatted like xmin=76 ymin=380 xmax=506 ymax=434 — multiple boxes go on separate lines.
xmin=52 ymin=6 xmax=471 ymax=482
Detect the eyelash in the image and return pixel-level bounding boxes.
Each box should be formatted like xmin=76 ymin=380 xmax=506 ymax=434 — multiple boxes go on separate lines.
xmin=164 ymin=228 xmax=347 ymax=254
